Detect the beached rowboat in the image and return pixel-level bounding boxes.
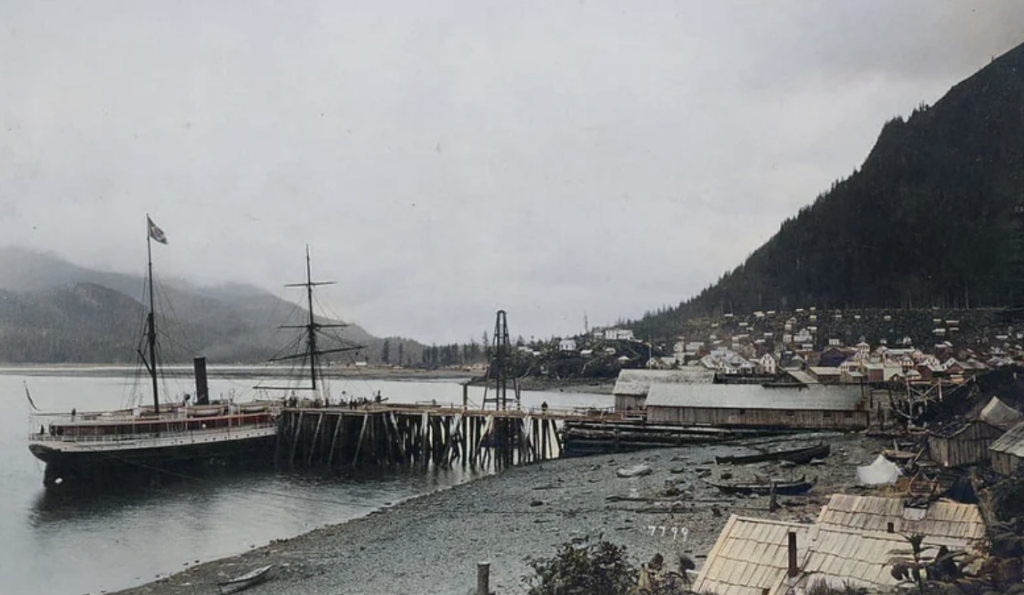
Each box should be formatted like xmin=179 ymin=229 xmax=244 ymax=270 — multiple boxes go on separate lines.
xmin=702 ymin=474 xmax=816 ymax=495
xmin=715 ymin=441 xmax=830 ymax=466
xmin=218 ymin=564 xmax=273 ymax=594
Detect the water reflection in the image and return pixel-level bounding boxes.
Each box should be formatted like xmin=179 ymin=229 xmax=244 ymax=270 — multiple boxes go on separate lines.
xmin=29 ymin=463 xmax=487 ymax=529
xmin=30 ymin=467 xmax=254 ymax=527
xmin=4 ymin=376 xmax=594 ymax=595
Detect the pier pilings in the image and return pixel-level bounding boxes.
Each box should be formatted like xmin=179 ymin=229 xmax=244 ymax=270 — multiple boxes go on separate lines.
xmin=275 ymin=406 xmax=562 ymax=470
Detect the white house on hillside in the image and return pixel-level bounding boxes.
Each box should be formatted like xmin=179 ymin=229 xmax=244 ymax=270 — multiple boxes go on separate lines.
xmin=559 ymin=338 xmax=577 ymax=352
xmin=701 ymin=348 xmax=755 ymax=375
xmin=604 ymin=328 xmax=635 ymax=341
xmin=794 ymin=328 xmax=813 ymax=344
xmin=758 ymin=353 xmax=777 ymax=375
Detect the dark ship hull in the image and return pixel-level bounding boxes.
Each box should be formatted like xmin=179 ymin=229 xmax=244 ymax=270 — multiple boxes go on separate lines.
xmin=30 ymin=426 xmax=276 ymax=487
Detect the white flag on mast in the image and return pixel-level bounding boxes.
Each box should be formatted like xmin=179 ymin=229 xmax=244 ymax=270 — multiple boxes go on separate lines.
xmin=147 ymin=216 xmax=168 ymax=245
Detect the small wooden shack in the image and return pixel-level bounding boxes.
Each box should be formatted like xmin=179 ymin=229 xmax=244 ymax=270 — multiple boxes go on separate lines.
xmin=644 ymin=384 xmax=868 ymax=430
xmin=808 ymin=366 xmax=842 ymax=384
xmin=611 ymin=368 xmax=714 ymax=413
xmin=927 ymin=419 xmax=1005 ymax=468
xmin=990 ymin=420 xmax=1024 ymax=475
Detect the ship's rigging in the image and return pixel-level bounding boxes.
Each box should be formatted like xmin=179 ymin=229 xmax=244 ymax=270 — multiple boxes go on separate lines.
xmin=128 ymin=234 xmax=363 ymax=406
xmin=257 ymin=246 xmax=364 ymax=394
xmin=136 ymin=215 xmax=168 ymax=414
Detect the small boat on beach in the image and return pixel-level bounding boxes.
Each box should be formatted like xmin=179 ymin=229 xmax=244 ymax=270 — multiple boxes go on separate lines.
xmin=702 ymin=474 xmax=816 ymax=495
xmin=881 ymin=449 xmax=920 ymax=464
xmin=218 ymin=564 xmax=273 ymax=594
xmin=715 ymin=441 xmax=830 ymax=466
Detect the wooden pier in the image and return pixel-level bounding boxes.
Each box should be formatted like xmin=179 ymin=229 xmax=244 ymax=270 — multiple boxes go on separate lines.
xmin=275 ymin=404 xmax=596 ymax=470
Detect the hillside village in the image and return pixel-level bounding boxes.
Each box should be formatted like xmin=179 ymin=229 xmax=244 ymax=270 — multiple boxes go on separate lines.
xmin=476 ymin=309 xmax=1024 ymax=593
xmin=525 ymin=308 xmax=1024 ymax=382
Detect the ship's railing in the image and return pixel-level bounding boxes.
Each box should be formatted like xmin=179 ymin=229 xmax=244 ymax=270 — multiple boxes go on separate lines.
xmin=27 ymin=422 xmax=278 ymax=444
xmin=30 ymin=410 xmax=141 ymax=425
xmin=29 ymin=402 xmax=283 ymax=426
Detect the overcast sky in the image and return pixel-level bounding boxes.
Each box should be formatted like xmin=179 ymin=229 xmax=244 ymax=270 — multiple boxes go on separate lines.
xmin=1 ymin=1 xmax=1022 ymax=344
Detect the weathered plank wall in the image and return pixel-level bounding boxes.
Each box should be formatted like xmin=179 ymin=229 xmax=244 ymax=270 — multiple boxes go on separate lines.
xmin=991 ymin=450 xmax=1022 ymax=476
xmin=928 ymin=421 xmax=1004 ymax=467
xmin=614 ymin=395 xmax=645 ymax=412
xmin=645 ymin=406 xmax=868 ymax=430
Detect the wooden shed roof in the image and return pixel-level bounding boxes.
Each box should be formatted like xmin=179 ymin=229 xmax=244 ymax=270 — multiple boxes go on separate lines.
xmin=798 ymin=524 xmax=905 ymax=592
xmin=645 ymin=384 xmax=864 ymax=411
xmin=692 ymin=515 xmax=811 ymax=595
xmin=990 ymin=420 xmax=1024 ymax=458
xmin=785 ymin=369 xmax=819 ymax=385
xmin=611 ymin=368 xmax=714 ymax=396
xmin=816 ymin=494 xmax=986 ymax=547
xmin=697 ymin=508 xmax=983 ymax=595
xmin=928 ymin=418 xmax=1004 ymax=439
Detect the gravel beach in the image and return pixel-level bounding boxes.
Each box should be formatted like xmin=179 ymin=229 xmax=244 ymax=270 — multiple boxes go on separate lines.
xmin=111 ymin=433 xmax=883 ymax=595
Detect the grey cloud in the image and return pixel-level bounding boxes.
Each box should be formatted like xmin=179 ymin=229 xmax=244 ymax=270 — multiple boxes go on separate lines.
xmin=0 ymin=1 xmax=1021 ymax=343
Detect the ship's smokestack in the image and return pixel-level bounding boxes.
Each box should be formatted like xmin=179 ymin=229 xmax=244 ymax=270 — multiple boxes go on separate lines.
xmin=194 ymin=357 xmax=209 ymax=405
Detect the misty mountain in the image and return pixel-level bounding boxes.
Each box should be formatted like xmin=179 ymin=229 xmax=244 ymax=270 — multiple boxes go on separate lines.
xmin=0 ymin=247 xmax=424 ymax=365
xmin=630 ymin=39 xmax=1024 ymax=339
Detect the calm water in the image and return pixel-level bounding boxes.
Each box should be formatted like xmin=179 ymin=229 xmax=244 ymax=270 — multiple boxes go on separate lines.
xmin=0 ymin=371 xmax=609 ymax=595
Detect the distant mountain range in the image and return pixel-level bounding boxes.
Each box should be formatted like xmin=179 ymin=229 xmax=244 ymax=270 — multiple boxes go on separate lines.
xmin=0 ymin=247 xmax=423 ymax=365
xmin=631 ymin=39 xmax=1024 ymax=339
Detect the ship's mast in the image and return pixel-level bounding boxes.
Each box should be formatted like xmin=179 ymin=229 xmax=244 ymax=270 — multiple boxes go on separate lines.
xmin=270 ymin=246 xmax=363 ymax=392
xmin=304 ymin=247 xmax=318 ymax=389
xmin=146 ymin=219 xmax=160 ymax=414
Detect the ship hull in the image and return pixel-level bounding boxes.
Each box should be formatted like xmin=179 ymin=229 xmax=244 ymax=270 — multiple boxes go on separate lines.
xmin=29 ymin=429 xmax=276 ymax=487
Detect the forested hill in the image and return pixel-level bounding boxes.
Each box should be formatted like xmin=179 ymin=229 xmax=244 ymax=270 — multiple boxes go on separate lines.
xmin=630 ymin=40 xmax=1024 ymax=340
xmin=0 ymin=248 xmax=424 ymax=364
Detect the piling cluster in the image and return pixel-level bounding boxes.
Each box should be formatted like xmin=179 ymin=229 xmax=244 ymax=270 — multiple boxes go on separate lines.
xmin=275 ymin=406 xmax=561 ymax=470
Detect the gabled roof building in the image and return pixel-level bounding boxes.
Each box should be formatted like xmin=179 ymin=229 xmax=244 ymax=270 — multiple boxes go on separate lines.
xmin=696 ymin=495 xmax=987 ymax=595
xmin=991 ymin=420 xmax=1024 ymax=475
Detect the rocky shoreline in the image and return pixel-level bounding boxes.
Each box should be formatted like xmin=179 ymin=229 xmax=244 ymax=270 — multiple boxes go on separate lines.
xmin=110 ymin=432 xmax=881 ymax=595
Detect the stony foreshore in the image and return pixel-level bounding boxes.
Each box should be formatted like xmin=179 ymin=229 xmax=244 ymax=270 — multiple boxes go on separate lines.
xmin=111 ymin=433 xmax=881 ymax=595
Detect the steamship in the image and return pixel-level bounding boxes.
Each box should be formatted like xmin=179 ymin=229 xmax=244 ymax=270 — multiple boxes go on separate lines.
xmin=27 ymin=220 xmax=354 ymax=487
xmin=27 ymin=359 xmax=279 ymax=487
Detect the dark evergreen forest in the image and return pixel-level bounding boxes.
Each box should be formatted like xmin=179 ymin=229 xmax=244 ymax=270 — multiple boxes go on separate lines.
xmin=630 ymin=41 xmax=1024 ymax=340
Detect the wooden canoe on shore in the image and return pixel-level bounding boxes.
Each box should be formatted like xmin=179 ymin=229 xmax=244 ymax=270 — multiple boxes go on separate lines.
xmin=881 ymin=449 xmax=920 ymax=463
xmin=218 ymin=565 xmax=273 ymax=594
xmin=715 ymin=441 xmax=830 ymax=466
xmin=702 ymin=475 xmax=816 ymax=495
